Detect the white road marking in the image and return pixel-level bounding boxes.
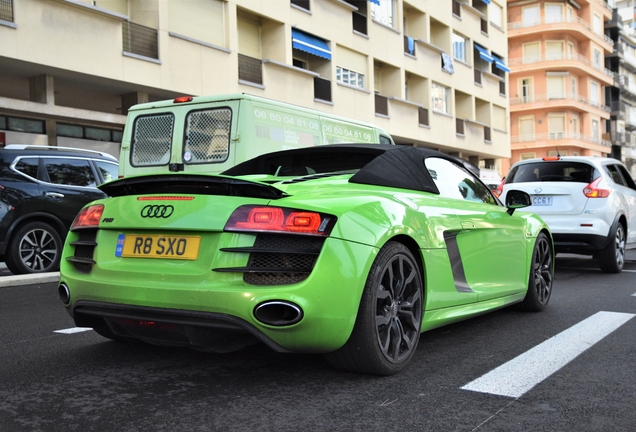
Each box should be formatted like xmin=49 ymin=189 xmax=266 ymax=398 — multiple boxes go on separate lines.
xmin=54 ymin=327 xmax=93 ymax=334
xmin=461 ymin=311 xmax=635 ymax=398
xmin=622 ymin=270 xmax=636 ymax=273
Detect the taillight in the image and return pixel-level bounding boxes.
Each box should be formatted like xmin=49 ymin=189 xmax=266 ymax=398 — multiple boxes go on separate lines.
xmin=583 ymin=177 xmax=611 ymax=198
xmin=493 ymin=178 xmax=505 ymax=198
xmin=173 ymin=96 xmax=193 ymax=103
xmin=71 ymin=204 xmax=104 ymax=230
xmin=225 ymin=205 xmax=336 ymax=236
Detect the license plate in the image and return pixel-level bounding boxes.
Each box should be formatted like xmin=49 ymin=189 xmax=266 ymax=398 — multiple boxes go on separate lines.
xmin=115 ymin=234 xmax=200 ymax=260
xmin=532 ymin=196 xmax=553 ymax=206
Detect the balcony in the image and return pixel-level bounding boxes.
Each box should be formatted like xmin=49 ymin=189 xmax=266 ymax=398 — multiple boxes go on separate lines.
xmin=123 ymin=21 xmax=159 ymax=60
xmin=510 ymin=93 xmax=610 ymax=115
xmin=511 ymin=132 xmax=611 ymax=147
xmin=616 ymin=75 xmax=636 ymax=102
xmin=508 ymin=15 xmax=613 ymax=49
xmin=509 ymin=53 xmax=614 ymax=85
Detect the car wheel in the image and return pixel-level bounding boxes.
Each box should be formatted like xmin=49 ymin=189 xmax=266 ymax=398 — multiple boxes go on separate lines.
xmin=598 ymin=223 xmax=625 ymax=274
xmin=519 ymin=232 xmax=553 ymax=312
xmin=5 ymin=221 xmax=62 ymax=275
xmin=324 ymin=242 xmax=423 ymax=376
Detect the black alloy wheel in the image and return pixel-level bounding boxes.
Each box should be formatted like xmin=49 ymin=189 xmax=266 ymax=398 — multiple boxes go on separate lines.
xmin=520 ymin=232 xmax=553 ymax=311
xmin=325 ymin=242 xmax=423 ymax=375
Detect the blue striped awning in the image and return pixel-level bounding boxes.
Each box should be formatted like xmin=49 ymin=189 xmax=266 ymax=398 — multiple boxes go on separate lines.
xmin=493 ymin=56 xmax=511 ymax=73
xmin=292 ymin=29 xmax=331 ymax=60
xmin=481 ymin=0 xmax=491 ymax=4
xmin=369 ymin=0 xmax=380 ymax=5
xmin=474 ymin=44 xmax=494 ymax=63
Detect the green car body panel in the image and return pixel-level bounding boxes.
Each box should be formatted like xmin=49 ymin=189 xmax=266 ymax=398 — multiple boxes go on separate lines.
xmin=59 ymin=145 xmax=553 ymax=370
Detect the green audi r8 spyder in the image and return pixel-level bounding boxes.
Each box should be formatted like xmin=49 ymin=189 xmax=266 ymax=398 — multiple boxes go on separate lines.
xmin=59 ymin=145 xmax=554 ymax=375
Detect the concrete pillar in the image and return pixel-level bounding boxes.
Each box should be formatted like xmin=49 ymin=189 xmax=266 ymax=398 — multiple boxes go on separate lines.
xmin=29 ymin=75 xmax=55 ymax=105
xmin=29 ymin=75 xmax=56 ymax=146
xmin=121 ymin=92 xmax=149 ymax=115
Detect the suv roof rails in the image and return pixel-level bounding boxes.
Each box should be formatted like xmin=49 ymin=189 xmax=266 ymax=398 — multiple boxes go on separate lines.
xmin=3 ymin=144 xmax=118 ymax=162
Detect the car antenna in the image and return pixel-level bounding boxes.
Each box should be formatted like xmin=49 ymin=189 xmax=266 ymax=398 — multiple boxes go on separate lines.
xmin=556 ymin=147 xmax=561 ymax=157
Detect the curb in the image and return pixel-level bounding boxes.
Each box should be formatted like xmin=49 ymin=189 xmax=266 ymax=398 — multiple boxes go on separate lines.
xmin=0 ymin=272 xmax=60 ymax=287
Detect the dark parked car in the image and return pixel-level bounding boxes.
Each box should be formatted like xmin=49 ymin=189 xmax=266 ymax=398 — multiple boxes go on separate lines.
xmin=0 ymin=145 xmax=118 ymax=274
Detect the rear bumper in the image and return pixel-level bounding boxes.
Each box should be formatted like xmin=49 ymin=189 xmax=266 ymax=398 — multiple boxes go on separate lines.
xmin=552 ymin=233 xmax=610 ymax=254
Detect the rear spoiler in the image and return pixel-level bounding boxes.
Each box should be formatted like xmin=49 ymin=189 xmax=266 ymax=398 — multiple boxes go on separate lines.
xmin=99 ymin=174 xmax=288 ymax=200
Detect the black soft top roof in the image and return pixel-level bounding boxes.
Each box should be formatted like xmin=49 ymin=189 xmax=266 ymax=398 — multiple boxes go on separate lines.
xmin=222 ymin=144 xmax=468 ymax=194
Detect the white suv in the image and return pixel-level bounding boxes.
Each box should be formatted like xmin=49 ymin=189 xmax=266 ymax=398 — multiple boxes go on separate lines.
xmin=498 ymin=156 xmax=636 ymax=273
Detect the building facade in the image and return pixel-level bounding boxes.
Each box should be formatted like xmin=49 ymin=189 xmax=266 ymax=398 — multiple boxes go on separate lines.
xmin=0 ymin=0 xmax=509 ymax=173
xmin=506 ymin=0 xmax=614 ymax=173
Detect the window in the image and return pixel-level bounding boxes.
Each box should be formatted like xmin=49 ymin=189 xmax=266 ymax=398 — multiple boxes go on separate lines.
xmin=337 ymin=66 xmax=365 ymax=89
xmin=606 ymin=165 xmax=626 ymax=186
xmin=43 ymin=158 xmax=97 ymax=187
xmin=521 ymin=78 xmax=533 ymax=103
xmin=590 ymin=81 xmax=599 ymax=107
xmin=522 ymin=42 xmax=540 ymax=63
xmin=522 ymin=5 xmax=540 ymax=26
xmin=548 ymin=114 xmax=565 ymax=139
xmin=94 ymin=161 xmax=119 ymax=183
xmin=453 ymin=33 xmax=467 ymax=62
xmin=519 ymin=116 xmax=534 ymax=141
xmin=520 ymin=153 xmax=536 ymax=160
xmin=593 ymin=48 xmax=602 ymax=69
xmin=291 ymin=0 xmax=310 ymax=10
xmin=426 ymin=158 xmax=497 ymax=205
xmin=14 ymin=158 xmax=39 ymax=179
xmin=593 ymin=14 xmax=602 ymax=34
xmin=431 ymin=82 xmax=450 ymax=114
xmin=371 ymin=0 xmax=395 ymax=28
xmin=546 ymin=41 xmax=564 ymax=61
xmin=545 ymin=3 xmax=563 ymax=23
xmin=592 ymin=119 xmax=600 ymax=141
xmin=568 ymin=42 xmax=575 ymax=59
xmin=570 ymin=77 xmax=577 ymax=98
xmin=490 ymin=2 xmax=503 ymax=28
xmin=493 ymin=105 xmax=507 ymax=131
xmin=547 ymin=75 xmax=565 ymax=99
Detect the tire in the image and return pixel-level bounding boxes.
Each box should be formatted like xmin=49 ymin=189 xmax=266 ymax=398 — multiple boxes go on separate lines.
xmin=5 ymin=221 xmax=63 ymax=275
xmin=598 ymin=223 xmax=625 ymax=274
xmin=324 ymin=242 xmax=423 ymax=376
xmin=519 ymin=232 xmax=553 ymax=312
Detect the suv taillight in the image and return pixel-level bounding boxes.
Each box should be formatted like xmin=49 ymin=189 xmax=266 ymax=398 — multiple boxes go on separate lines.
xmin=583 ymin=177 xmax=611 ymax=198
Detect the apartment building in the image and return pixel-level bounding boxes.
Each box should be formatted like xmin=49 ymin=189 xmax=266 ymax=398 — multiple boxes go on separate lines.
xmin=506 ymin=0 xmax=614 ymax=172
xmin=0 ymin=0 xmax=509 ymax=172
xmin=605 ymin=0 xmax=636 ymax=175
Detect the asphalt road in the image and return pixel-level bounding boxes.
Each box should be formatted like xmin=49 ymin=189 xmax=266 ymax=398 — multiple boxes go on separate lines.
xmin=1 ymin=254 xmax=636 ymax=431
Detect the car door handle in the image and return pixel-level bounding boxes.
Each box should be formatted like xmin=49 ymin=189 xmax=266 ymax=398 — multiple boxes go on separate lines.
xmin=44 ymin=192 xmax=65 ymax=198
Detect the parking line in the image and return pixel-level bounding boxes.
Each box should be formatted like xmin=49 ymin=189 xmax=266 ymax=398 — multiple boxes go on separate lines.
xmin=54 ymin=327 xmax=93 ymax=334
xmin=461 ymin=311 xmax=635 ymax=398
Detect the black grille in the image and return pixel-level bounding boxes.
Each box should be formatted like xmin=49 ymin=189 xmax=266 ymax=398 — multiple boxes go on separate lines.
xmin=67 ymin=230 xmax=98 ymax=273
xmin=238 ymin=54 xmax=263 ymax=85
xmin=215 ymin=234 xmax=325 ymax=286
xmin=0 ymin=0 xmax=13 ymax=22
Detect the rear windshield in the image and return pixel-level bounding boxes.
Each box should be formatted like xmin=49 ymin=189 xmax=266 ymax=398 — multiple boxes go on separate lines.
xmin=506 ymin=161 xmax=597 ymax=184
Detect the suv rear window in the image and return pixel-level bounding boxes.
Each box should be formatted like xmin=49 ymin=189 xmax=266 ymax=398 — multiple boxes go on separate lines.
xmin=506 ymin=161 xmax=596 ymax=184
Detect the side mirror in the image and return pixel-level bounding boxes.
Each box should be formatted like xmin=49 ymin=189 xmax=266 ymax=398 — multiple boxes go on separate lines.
xmin=505 ymin=190 xmax=532 ymax=215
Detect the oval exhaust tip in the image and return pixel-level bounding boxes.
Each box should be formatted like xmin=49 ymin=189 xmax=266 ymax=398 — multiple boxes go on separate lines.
xmin=254 ymin=301 xmax=303 ymax=326
xmin=58 ymin=283 xmax=70 ymax=305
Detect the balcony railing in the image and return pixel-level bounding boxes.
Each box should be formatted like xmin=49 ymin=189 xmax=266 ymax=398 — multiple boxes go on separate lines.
xmin=238 ymin=54 xmax=263 ymax=85
xmin=508 ymin=15 xmax=613 ymax=47
xmin=123 ymin=21 xmax=159 ymax=59
xmin=508 ymin=53 xmax=615 ymax=79
xmin=510 ymin=93 xmax=610 ymax=112
xmin=511 ymin=132 xmax=611 ymax=147
xmin=0 ymin=0 xmax=13 ymax=22
xmin=314 ymin=76 xmax=332 ymax=102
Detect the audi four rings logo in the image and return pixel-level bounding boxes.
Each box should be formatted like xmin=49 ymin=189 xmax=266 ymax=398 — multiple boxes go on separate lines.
xmin=141 ymin=205 xmax=175 ymax=218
